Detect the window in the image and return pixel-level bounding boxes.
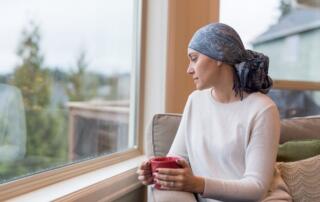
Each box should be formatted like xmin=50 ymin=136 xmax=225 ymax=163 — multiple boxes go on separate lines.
xmin=220 ymin=0 xmax=320 ymax=118
xmin=0 ymin=0 xmax=141 ymax=185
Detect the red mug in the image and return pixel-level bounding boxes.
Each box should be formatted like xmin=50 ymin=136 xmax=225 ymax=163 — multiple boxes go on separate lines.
xmin=150 ymin=156 xmax=182 ymax=189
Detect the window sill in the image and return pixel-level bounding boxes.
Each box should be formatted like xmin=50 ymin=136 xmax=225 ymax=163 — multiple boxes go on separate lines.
xmin=7 ymin=155 xmax=146 ymax=202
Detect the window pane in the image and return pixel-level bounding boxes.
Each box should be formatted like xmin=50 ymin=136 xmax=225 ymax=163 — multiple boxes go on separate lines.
xmin=220 ymin=0 xmax=320 ymax=118
xmin=220 ymin=0 xmax=320 ymax=82
xmin=0 ymin=0 xmax=140 ymax=183
xmin=268 ymin=89 xmax=320 ymax=118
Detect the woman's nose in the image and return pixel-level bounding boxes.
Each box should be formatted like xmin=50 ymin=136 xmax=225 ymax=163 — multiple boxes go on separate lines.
xmin=187 ymin=65 xmax=194 ymax=74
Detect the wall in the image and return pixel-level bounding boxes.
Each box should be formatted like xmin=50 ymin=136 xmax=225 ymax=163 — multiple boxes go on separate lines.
xmin=165 ymin=0 xmax=220 ymax=113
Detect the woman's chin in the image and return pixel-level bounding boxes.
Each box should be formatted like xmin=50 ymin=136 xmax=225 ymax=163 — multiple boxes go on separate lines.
xmin=195 ymin=85 xmax=204 ymax=90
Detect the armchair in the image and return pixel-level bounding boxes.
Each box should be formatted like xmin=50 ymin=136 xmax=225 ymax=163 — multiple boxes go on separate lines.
xmin=145 ymin=113 xmax=320 ymax=202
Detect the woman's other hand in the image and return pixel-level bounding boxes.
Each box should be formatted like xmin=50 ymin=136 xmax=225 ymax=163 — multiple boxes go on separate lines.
xmin=154 ymin=159 xmax=205 ymax=193
xmin=137 ymin=160 xmax=154 ymax=185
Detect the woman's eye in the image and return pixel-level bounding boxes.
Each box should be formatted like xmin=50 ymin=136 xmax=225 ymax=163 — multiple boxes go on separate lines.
xmin=191 ymin=57 xmax=197 ymax=62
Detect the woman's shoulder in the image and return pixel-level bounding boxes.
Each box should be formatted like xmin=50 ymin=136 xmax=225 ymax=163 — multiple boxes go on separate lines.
xmin=246 ymin=92 xmax=277 ymax=110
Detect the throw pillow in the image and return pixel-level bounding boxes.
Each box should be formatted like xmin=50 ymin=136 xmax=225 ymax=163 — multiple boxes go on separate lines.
xmin=277 ymin=154 xmax=320 ymax=201
xmin=277 ymin=139 xmax=320 ymax=162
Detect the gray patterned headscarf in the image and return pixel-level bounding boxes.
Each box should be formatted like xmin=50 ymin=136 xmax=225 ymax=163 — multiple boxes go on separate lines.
xmin=188 ymin=23 xmax=272 ymax=98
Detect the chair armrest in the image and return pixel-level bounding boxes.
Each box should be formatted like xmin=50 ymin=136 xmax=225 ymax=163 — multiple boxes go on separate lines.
xmin=148 ymin=186 xmax=198 ymax=202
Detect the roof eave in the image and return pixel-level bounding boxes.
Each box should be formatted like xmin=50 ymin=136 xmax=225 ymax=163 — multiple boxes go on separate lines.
xmin=252 ymin=20 xmax=320 ymax=45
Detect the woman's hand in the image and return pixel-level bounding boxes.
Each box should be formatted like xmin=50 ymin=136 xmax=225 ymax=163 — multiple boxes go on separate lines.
xmin=137 ymin=160 xmax=154 ymax=185
xmin=154 ymin=159 xmax=205 ymax=193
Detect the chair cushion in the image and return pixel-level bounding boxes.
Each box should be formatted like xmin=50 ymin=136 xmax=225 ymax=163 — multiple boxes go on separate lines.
xmin=145 ymin=114 xmax=182 ymax=157
xmin=277 ymin=154 xmax=320 ymax=201
xmin=277 ymin=139 xmax=320 ymax=162
xmin=280 ymin=115 xmax=320 ymax=144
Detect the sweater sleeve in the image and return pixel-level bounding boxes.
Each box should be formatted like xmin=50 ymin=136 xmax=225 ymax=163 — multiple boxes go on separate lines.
xmin=201 ymin=105 xmax=280 ymax=202
xmin=167 ymin=94 xmax=193 ymax=162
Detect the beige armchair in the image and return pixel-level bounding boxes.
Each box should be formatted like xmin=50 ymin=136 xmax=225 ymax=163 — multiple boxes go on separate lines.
xmin=145 ymin=113 xmax=320 ymax=202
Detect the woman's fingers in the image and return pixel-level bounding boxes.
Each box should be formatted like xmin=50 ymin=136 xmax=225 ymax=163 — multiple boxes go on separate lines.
xmin=137 ymin=160 xmax=154 ymax=185
xmin=136 ymin=168 xmax=152 ymax=175
xmin=139 ymin=175 xmax=154 ymax=185
xmin=155 ymin=172 xmax=182 ymax=181
xmin=176 ymin=159 xmax=189 ymax=168
xmin=157 ymin=168 xmax=184 ymax=175
xmin=136 ymin=160 xmax=152 ymax=175
xmin=155 ymin=178 xmax=183 ymax=188
xmin=138 ymin=174 xmax=152 ymax=181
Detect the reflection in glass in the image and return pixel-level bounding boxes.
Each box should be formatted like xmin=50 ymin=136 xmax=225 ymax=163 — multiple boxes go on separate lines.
xmin=0 ymin=84 xmax=26 ymax=162
xmin=268 ymin=89 xmax=320 ymax=118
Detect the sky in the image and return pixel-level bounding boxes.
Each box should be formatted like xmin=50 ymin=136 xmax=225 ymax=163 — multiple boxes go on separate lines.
xmin=0 ymin=0 xmax=281 ymax=75
xmin=220 ymin=0 xmax=281 ymax=48
xmin=0 ymin=0 xmax=135 ymax=75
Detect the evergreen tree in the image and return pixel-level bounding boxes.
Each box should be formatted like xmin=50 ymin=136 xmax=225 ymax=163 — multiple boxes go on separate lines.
xmin=11 ymin=22 xmax=50 ymax=110
xmin=66 ymin=50 xmax=97 ymax=101
xmin=10 ymin=22 xmax=67 ymax=162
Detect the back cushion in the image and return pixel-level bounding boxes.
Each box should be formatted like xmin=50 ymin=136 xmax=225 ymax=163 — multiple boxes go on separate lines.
xmin=145 ymin=114 xmax=182 ymax=157
xmin=146 ymin=114 xmax=320 ymax=157
xmin=280 ymin=115 xmax=320 ymax=144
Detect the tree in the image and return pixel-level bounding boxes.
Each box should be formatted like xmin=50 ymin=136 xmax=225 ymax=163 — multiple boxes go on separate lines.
xmin=10 ymin=21 xmax=67 ymax=165
xmin=11 ymin=22 xmax=50 ymax=110
xmin=66 ymin=50 xmax=97 ymax=101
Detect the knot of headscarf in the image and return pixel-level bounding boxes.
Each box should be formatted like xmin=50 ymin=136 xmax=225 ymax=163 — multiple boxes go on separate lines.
xmin=188 ymin=23 xmax=273 ymax=95
xmin=234 ymin=50 xmax=272 ymax=94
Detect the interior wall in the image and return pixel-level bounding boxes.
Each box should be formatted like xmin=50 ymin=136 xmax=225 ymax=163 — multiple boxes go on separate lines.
xmin=165 ymin=0 xmax=220 ymax=113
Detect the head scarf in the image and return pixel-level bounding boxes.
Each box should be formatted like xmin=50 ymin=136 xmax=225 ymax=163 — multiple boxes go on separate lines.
xmin=188 ymin=23 xmax=272 ymax=96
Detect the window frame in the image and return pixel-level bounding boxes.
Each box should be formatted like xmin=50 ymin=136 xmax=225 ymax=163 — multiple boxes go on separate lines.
xmin=273 ymin=80 xmax=320 ymax=91
xmin=0 ymin=0 xmax=144 ymax=200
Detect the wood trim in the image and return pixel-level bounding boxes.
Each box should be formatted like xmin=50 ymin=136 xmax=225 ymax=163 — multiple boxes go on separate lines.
xmin=0 ymin=149 xmax=141 ymax=201
xmin=137 ymin=0 xmax=147 ymax=155
xmin=273 ymin=80 xmax=320 ymax=91
xmin=165 ymin=0 xmax=220 ymax=113
xmin=53 ymin=168 xmax=142 ymax=202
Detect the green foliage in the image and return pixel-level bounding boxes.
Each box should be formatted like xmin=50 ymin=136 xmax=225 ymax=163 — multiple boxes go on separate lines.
xmin=11 ymin=22 xmax=50 ymax=110
xmin=65 ymin=51 xmax=98 ymax=101
xmin=0 ymin=22 xmax=69 ymax=182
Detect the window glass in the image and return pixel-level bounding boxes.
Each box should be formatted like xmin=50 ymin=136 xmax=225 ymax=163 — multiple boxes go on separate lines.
xmin=220 ymin=0 xmax=320 ymax=118
xmin=0 ymin=0 xmax=140 ymax=183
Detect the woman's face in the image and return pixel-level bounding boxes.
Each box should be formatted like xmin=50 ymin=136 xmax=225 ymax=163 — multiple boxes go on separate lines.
xmin=187 ymin=48 xmax=222 ymax=90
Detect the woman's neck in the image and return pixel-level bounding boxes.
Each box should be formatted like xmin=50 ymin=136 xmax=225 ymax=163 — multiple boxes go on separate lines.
xmin=211 ymin=87 xmax=237 ymax=103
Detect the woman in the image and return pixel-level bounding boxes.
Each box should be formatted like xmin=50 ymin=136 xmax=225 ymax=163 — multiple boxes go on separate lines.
xmin=137 ymin=23 xmax=292 ymax=201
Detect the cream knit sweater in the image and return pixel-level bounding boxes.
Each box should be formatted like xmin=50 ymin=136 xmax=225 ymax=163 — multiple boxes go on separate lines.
xmin=168 ymin=89 xmax=292 ymax=202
